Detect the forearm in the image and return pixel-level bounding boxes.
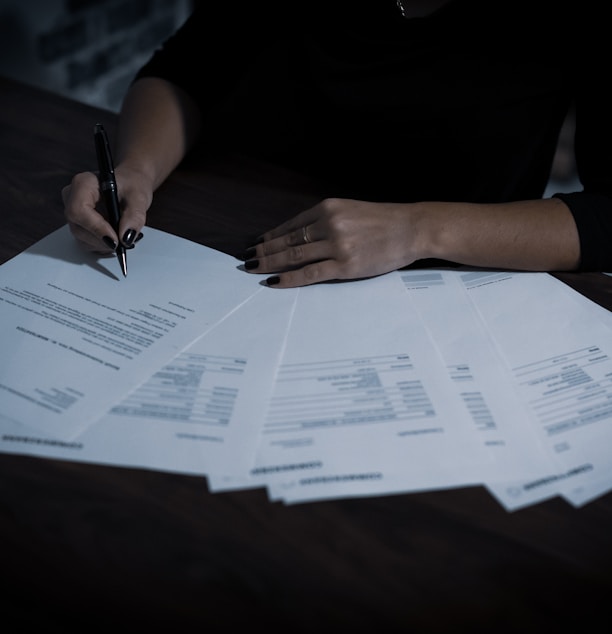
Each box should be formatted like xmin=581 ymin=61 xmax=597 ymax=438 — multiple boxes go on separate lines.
xmin=413 ymin=196 xmax=581 ymax=271
xmin=115 ymin=77 xmax=202 ymax=191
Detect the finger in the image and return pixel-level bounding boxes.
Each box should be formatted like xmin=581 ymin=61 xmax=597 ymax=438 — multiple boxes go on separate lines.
xmin=259 ymin=207 xmax=320 ymax=242
xmin=246 ymin=238 xmax=329 ymax=274
xmin=256 ymin=223 xmax=318 ymax=258
xmin=64 ymin=173 xmax=148 ymax=251
xmin=265 ymin=259 xmax=342 ymax=288
xmin=68 ymin=222 xmax=116 ymax=253
xmin=117 ymin=198 xmax=148 ymax=247
xmin=63 ymin=173 xmax=119 ymax=248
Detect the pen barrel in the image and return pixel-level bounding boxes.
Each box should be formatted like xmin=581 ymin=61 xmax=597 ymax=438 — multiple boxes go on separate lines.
xmin=100 ymin=178 xmax=121 ymax=227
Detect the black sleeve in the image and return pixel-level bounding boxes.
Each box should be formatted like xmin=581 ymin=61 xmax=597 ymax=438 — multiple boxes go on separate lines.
xmin=555 ymin=192 xmax=612 ymax=271
xmin=551 ymin=9 xmax=612 ymax=272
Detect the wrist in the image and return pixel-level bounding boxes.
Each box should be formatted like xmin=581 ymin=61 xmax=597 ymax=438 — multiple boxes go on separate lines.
xmin=407 ymin=201 xmax=448 ymax=262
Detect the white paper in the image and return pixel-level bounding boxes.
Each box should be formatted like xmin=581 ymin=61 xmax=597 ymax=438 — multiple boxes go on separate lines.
xmin=0 ymin=225 xmax=261 ymax=439
xmin=462 ymin=271 xmax=612 ymax=510
xmin=268 ymin=268 xmax=558 ymax=505
xmin=398 ymin=268 xmax=555 ymax=478
xmin=563 ymin=467 xmax=612 ymax=507
xmin=0 ymin=286 xmax=297 ymax=476
xmin=238 ymin=273 xmax=495 ymax=502
xmin=3 ymin=226 xmax=612 ymax=512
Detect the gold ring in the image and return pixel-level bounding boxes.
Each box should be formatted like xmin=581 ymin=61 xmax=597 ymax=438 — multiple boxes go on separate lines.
xmin=302 ymin=226 xmax=311 ymax=244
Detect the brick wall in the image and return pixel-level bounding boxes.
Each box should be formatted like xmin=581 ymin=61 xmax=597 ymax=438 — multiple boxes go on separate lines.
xmin=0 ymin=0 xmax=193 ymax=112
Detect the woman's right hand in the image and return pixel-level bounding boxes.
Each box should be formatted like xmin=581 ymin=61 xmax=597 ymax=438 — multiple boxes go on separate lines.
xmin=61 ymin=164 xmax=152 ymax=253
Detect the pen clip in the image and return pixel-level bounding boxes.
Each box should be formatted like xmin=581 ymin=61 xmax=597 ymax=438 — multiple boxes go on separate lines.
xmin=94 ymin=123 xmax=115 ymax=178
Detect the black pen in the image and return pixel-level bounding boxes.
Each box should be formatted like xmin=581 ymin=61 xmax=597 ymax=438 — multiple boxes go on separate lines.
xmin=94 ymin=123 xmax=127 ymax=277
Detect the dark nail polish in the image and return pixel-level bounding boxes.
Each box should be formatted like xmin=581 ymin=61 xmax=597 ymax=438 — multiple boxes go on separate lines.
xmin=244 ymin=259 xmax=259 ymax=270
xmin=102 ymin=236 xmax=117 ymax=249
xmin=266 ymin=275 xmax=280 ymax=286
xmin=241 ymin=247 xmax=256 ymax=261
xmin=125 ymin=232 xmax=144 ymax=249
xmin=123 ymin=228 xmax=137 ymax=246
xmin=135 ymin=231 xmax=144 ymax=243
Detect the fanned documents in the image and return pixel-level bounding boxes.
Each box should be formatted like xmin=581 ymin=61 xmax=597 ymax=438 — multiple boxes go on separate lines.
xmin=2 ymin=226 xmax=612 ymax=511
xmin=461 ymin=270 xmax=612 ymax=510
xmin=0 ymin=225 xmax=262 ymax=439
xmin=0 ymin=286 xmax=296 ymax=476
xmin=237 ymin=272 xmax=497 ymax=502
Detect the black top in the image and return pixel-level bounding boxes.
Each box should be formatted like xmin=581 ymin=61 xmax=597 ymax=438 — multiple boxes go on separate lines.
xmin=135 ymin=0 xmax=612 ymax=271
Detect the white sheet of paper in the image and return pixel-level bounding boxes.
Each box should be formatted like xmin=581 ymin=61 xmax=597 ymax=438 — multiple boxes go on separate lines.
xmin=3 ymin=225 xmax=612 ymax=512
xmin=268 ymin=268 xmax=557 ymax=505
xmin=0 ymin=225 xmax=261 ymax=439
xmin=462 ymin=271 xmax=612 ymax=510
xmin=234 ymin=272 xmax=495 ymax=502
xmin=398 ymin=269 xmax=555 ymax=479
xmin=563 ymin=466 xmax=612 ymax=507
xmin=0 ymin=287 xmax=297 ymax=476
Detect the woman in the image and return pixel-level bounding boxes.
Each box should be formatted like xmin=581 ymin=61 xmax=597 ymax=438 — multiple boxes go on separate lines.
xmin=62 ymin=0 xmax=612 ymax=287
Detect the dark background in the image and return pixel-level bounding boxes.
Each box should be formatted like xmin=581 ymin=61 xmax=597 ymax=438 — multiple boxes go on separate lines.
xmin=0 ymin=0 xmax=578 ymax=192
xmin=0 ymin=0 xmax=193 ymax=112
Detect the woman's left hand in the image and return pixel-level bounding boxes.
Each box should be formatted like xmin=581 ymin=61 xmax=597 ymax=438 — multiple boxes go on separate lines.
xmin=240 ymin=198 xmax=421 ymax=288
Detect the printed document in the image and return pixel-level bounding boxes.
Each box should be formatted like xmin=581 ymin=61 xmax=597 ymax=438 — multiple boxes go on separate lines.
xmin=238 ymin=272 xmax=496 ymax=501
xmin=267 ymin=268 xmax=557 ymax=504
xmin=0 ymin=225 xmax=261 ymax=439
xmin=0 ymin=286 xmax=296 ymax=476
xmin=461 ymin=271 xmax=612 ymax=510
xmin=2 ymin=225 xmax=612 ymax=511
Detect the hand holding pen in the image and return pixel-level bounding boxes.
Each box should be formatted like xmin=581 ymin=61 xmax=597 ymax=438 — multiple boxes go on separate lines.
xmin=94 ymin=123 xmax=128 ymax=277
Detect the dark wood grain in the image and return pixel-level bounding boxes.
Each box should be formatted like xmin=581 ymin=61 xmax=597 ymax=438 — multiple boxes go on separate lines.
xmin=1 ymin=75 xmax=612 ymax=633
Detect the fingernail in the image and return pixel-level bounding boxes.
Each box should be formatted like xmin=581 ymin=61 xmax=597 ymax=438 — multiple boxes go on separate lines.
xmin=266 ymin=275 xmax=280 ymax=286
xmin=135 ymin=231 xmax=144 ymax=243
xmin=122 ymin=228 xmax=137 ymax=246
xmin=244 ymin=259 xmax=259 ymax=270
xmin=125 ymin=232 xmax=144 ymax=249
xmin=102 ymin=236 xmax=117 ymax=249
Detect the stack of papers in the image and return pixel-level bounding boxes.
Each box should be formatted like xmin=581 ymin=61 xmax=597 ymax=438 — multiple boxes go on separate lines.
xmin=2 ymin=225 xmax=612 ymax=511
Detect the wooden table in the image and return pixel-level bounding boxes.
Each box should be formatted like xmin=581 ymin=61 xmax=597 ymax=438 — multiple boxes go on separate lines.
xmin=2 ymin=75 xmax=612 ymax=632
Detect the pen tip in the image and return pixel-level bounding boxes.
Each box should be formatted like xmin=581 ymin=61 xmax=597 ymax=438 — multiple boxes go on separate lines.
xmin=118 ymin=250 xmax=127 ymax=278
